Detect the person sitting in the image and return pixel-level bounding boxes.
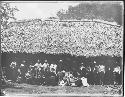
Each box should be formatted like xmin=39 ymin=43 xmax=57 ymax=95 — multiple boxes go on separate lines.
xmin=58 ymin=79 xmax=67 ymax=86
xmin=0 ymin=89 xmax=6 ymax=96
xmin=80 ymin=77 xmax=89 ymax=87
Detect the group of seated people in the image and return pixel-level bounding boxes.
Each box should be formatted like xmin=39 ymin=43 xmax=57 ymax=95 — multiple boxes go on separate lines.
xmin=4 ymin=59 xmax=122 ymax=87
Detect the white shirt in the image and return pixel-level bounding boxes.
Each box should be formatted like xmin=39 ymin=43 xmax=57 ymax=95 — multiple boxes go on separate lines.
xmin=42 ymin=63 xmax=49 ymax=68
xmin=34 ymin=63 xmax=42 ymax=68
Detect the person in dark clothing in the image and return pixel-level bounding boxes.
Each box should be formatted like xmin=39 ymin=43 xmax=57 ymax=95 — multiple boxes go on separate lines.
xmin=57 ymin=60 xmax=63 ymax=72
xmin=98 ymin=71 xmax=105 ymax=85
xmin=113 ymin=70 xmax=122 ymax=85
xmin=87 ymin=70 xmax=95 ymax=85
xmin=0 ymin=89 xmax=6 ymax=96
xmin=75 ymin=79 xmax=83 ymax=87
xmin=109 ymin=68 xmax=115 ymax=85
xmin=72 ymin=71 xmax=78 ymax=78
xmin=104 ymin=67 xmax=114 ymax=85
xmin=44 ymin=75 xmax=58 ymax=86
xmin=92 ymin=66 xmax=99 ymax=85
xmin=79 ymin=65 xmax=88 ymax=78
xmin=96 ymin=72 xmax=100 ymax=85
xmin=97 ymin=65 xmax=105 ymax=85
xmin=113 ymin=66 xmax=121 ymax=85
xmin=9 ymin=61 xmax=18 ymax=82
xmin=57 ymin=70 xmax=65 ymax=83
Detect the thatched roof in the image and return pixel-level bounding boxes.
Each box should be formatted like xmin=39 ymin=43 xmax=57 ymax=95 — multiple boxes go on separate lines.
xmin=1 ymin=19 xmax=123 ymax=57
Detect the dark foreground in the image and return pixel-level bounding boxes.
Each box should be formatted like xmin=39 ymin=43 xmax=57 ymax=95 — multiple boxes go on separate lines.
xmin=1 ymin=83 xmax=123 ymax=97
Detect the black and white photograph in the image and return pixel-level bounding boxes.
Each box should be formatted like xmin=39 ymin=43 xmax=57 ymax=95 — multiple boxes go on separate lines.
xmin=0 ymin=1 xmax=124 ymax=96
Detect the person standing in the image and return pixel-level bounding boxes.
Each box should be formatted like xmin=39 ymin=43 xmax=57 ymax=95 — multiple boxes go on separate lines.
xmin=9 ymin=61 xmax=18 ymax=82
xmin=98 ymin=65 xmax=105 ymax=85
xmin=34 ymin=60 xmax=42 ymax=78
xmin=87 ymin=66 xmax=94 ymax=85
xmin=18 ymin=60 xmax=28 ymax=83
xmin=57 ymin=60 xmax=63 ymax=72
xmin=42 ymin=60 xmax=50 ymax=71
xmin=104 ymin=67 xmax=113 ymax=85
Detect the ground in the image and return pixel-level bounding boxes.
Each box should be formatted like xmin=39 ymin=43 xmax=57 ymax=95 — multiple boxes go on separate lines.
xmin=1 ymin=82 xmax=123 ymax=97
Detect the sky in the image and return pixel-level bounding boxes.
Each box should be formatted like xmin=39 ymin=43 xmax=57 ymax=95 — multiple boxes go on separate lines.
xmin=9 ymin=1 xmax=80 ymax=20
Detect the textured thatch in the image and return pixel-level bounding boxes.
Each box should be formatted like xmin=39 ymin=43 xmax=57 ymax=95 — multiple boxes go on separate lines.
xmin=1 ymin=19 xmax=123 ymax=57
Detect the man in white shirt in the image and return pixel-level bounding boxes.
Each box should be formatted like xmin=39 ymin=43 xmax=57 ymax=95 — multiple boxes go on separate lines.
xmin=50 ymin=64 xmax=57 ymax=74
xmin=34 ymin=60 xmax=42 ymax=70
xmin=34 ymin=60 xmax=42 ymax=78
xmin=42 ymin=60 xmax=49 ymax=71
xmin=10 ymin=61 xmax=17 ymax=69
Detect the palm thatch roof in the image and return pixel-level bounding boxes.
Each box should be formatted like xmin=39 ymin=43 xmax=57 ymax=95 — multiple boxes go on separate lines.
xmin=1 ymin=19 xmax=123 ymax=57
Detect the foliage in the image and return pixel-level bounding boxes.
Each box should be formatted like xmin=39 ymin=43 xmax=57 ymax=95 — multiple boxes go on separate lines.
xmin=0 ymin=2 xmax=19 ymax=31
xmin=1 ymin=19 xmax=123 ymax=57
xmin=56 ymin=2 xmax=123 ymax=25
xmin=0 ymin=3 xmax=18 ymax=82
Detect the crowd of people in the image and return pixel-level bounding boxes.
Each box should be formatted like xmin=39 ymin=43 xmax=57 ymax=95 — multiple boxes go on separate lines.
xmin=3 ymin=57 xmax=122 ymax=87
